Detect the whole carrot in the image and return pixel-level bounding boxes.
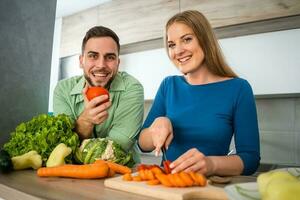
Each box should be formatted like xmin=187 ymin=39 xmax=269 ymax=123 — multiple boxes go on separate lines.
xmin=37 ymin=163 xmax=109 ymax=179
xmin=103 ymin=160 xmax=132 ymax=174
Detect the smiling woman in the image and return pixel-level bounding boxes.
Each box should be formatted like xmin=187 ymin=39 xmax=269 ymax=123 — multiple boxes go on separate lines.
xmin=138 ymin=10 xmax=260 ymax=177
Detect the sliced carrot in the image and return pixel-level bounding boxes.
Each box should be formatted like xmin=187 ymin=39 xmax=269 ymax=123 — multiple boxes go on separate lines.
xmin=145 ymin=169 xmax=155 ymax=180
xmin=156 ymin=174 xmax=172 ymax=187
xmin=132 ymin=175 xmax=142 ymax=181
xmin=151 ymin=166 xmax=164 ymax=175
xmin=194 ymin=173 xmax=207 ymax=186
xmin=167 ymin=174 xmax=177 ymax=187
xmin=173 ymin=173 xmax=186 ymax=187
xmin=147 ymin=179 xmax=160 ymax=185
xmin=138 ymin=169 xmax=147 ymax=180
xmin=179 ymin=172 xmax=194 ymax=187
xmin=122 ymin=173 xmax=133 ymax=181
xmin=37 ymin=163 xmax=109 ymax=179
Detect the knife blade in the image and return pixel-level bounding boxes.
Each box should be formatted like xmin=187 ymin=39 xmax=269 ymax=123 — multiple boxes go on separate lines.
xmin=161 ymin=146 xmax=168 ymax=161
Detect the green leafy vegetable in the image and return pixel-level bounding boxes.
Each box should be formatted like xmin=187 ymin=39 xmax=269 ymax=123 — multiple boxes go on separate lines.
xmin=3 ymin=114 xmax=79 ymax=165
xmin=75 ymin=138 xmax=135 ymax=167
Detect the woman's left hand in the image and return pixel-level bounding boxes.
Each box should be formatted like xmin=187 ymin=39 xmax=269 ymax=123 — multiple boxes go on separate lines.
xmin=169 ymin=148 xmax=215 ymax=175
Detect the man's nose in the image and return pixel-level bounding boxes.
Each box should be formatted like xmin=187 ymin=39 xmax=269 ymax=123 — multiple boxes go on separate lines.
xmin=95 ymin=56 xmax=106 ymax=68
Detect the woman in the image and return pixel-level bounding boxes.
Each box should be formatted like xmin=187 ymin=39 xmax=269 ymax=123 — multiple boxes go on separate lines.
xmin=138 ymin=10 xmax=260 ymax=176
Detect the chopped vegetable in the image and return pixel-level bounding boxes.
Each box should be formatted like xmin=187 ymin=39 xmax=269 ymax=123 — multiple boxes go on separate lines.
xmin=46 ymin=143 xmax=72 ymax=167
xmin=75 ymin=138 xmax=135 ymax=167
xmin=0 ymin=149 xmax=13 ymax=173
xmin=11 ymin=150 xmax=42 ymax=170
xmin=37 ymin=163 xmax=109 ymax=179
xmin=3 ymin=114 xmax=80 ymax=165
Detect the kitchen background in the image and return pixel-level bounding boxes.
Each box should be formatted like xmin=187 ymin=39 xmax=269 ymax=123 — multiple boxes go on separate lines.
xmin=1 ymin=0 xmax=300 ymax=168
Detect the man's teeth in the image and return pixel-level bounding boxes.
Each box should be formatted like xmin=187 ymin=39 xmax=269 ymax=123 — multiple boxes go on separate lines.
xmin=93 ymin=73 xmax=107 ymax=77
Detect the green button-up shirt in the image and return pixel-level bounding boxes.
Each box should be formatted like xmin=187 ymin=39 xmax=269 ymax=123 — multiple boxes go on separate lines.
xmin=53 ymin=71 xmax=144 ymax=162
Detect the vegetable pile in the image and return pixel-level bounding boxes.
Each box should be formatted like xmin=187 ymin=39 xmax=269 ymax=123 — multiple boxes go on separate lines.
xmin=3 ymin=114 xmax=79 ymax=165
xmin=123 ymin=163 xmax=207 ymax=187
xmin=75 ymin=138 xmax=135 ymax=167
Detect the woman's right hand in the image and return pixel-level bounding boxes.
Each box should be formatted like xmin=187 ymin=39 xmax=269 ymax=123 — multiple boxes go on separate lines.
xmin=149 ymin=117 xmax=174 ymax=156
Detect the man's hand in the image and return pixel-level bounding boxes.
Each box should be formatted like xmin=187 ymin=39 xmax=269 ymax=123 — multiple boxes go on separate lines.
xmin=75 ymin=86 xmax=111 ymax=139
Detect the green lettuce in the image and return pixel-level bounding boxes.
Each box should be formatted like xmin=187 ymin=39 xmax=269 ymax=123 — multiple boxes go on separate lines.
xmin=3 ymin=114 xmax=79 ymax=165
xmin=75 ymin=138 xmax=135 ymax=167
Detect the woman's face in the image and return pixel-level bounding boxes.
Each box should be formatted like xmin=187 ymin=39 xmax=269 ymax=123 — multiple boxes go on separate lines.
xmin=167 ymin=22 xmax=205 ymax=75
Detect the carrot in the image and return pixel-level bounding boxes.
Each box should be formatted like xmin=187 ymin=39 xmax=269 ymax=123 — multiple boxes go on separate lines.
xmin=150 ymin=166 xmax=164 ymax=175
xmin=94 ymin=160 xmax=132 ymax=174
xmin=179 ymin=172 xmax=194 ymax=187
xmin=147 ymin=179 xmax=160 ymax=185
xmin=167 ymin=174 xmax=177 ymax=187
xmin=188 ymin=172 xmax=207 ymax=186
xmin=37 ymin=163 xmax=109 ymax=179
xmin=132 ymin=175 xmax=142 ymax=181
xmin=107 ymin=168 xmax=116 ymax=177
xmin=138 ymin=169 xmax=147 ymax=180
xmin=173 ymin=173 xmax=186 ymax=187
xmin=146 ymin=169 xmax=155 ymax=180
xmin=105 ymin=161 xmax=132 ymax=174
xmin=122 ymin=173 xmax=133 ymax=181
xmin=156 ymin=174 xmax=172 ymax=187
xmin=194 ymin=173 xmax=207 ymax=186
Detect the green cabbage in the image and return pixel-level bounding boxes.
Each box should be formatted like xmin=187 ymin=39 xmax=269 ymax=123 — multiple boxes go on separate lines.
xmin=75 ymin=138 xmax=135 ymax=167
xmin=3 ymin=114 xmax=79 ymax=165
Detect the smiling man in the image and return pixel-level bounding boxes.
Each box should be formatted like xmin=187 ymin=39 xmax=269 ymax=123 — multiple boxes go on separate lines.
xmin=53 ymin=26 xmax=144 ymax=163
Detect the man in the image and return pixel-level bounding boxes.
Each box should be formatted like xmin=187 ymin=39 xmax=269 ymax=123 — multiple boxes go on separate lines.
xmin=53 ymin=26 xmax=144 ymax=163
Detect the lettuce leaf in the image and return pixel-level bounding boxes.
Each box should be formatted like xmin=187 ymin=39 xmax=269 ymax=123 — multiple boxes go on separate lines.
xmin=3 ymin=114 xmax=79 ymax=165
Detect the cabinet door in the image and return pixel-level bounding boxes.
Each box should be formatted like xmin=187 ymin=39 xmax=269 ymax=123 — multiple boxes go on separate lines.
xmin=180 ymin=0 xmax=300 ymax=28
xmin=60 ymin=7 xmax=98 ymax=57
xmin=97 ymin=0 xmax=178 ymax=45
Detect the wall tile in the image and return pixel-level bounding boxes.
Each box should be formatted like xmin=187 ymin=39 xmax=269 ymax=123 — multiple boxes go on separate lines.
xmin=260 ymin=131 xmax=297 ymax=164
xmin=256 ymin=98 xmax=295 ymax=131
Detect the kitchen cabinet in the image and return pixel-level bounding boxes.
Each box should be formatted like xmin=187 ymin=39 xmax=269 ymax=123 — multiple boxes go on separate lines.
xmin=60 ymin=0 xmax=178 ymax=57
xmin=60 ymin=0 xmax=300 ymax=57
xmin=97 ymin=0 xmax=178 ymax=45
xmin=60 ymin=7 xmax=98 ymax=57
xmin=180 ymin=0 xmax=300 ymax=28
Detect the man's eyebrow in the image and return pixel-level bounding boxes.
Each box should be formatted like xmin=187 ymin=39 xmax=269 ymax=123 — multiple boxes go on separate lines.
xmin=105 ymin=52 xmax=117 ymax=57
xmin=87 ymin=51 xmax=98 ymax=55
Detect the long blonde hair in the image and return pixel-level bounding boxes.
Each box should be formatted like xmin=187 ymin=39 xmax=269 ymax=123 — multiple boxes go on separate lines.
xmin=165 ymin=10 xmax=237 ymax=77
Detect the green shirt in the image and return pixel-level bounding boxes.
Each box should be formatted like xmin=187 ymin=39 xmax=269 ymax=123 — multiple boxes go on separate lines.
xmin=53 ymin=71 xmax=144 ymax=163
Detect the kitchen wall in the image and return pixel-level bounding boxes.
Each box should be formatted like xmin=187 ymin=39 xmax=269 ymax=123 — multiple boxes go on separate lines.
xmin=0 ymin=0 xmax=57 ymax=145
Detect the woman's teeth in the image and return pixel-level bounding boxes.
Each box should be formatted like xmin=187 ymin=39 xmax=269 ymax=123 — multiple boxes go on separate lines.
xmin=178 ymin=56 xmax=191 ymax=63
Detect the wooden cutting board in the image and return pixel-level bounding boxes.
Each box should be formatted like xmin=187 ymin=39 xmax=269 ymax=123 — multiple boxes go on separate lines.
xmin=104 ymin=174 xmax=229 ymax=200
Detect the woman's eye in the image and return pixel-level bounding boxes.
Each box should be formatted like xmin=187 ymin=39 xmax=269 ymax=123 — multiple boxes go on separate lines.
xmin=183 ymin=37 xmax=192 ymax=43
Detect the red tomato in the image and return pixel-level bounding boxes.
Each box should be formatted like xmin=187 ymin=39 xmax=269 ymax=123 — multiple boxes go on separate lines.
xmin=163 ymin=160 xmax=171 ymax=174
xmin=86 ymin=86 xmax=110 ymax=102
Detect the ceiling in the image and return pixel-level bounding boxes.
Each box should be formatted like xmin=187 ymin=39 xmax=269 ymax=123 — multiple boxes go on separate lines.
xmin=55 ymin=0 xmax=110 ymax=18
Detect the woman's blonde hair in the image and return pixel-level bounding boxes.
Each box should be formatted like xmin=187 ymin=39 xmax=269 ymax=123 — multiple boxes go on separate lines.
xmin=165 ymin=10 xmax=237 ymax=77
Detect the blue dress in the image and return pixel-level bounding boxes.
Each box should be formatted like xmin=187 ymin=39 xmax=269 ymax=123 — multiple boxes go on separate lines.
xmin=142 ymin=76 xmax=260 ymax=175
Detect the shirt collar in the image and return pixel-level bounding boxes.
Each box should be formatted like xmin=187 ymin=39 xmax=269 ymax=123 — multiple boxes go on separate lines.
xmin=70 ymin=72 xmax=125 ymax=96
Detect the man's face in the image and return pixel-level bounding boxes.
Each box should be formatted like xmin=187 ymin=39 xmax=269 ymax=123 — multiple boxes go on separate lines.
xmin=80 ymin=37 xmax=120 ymax=88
